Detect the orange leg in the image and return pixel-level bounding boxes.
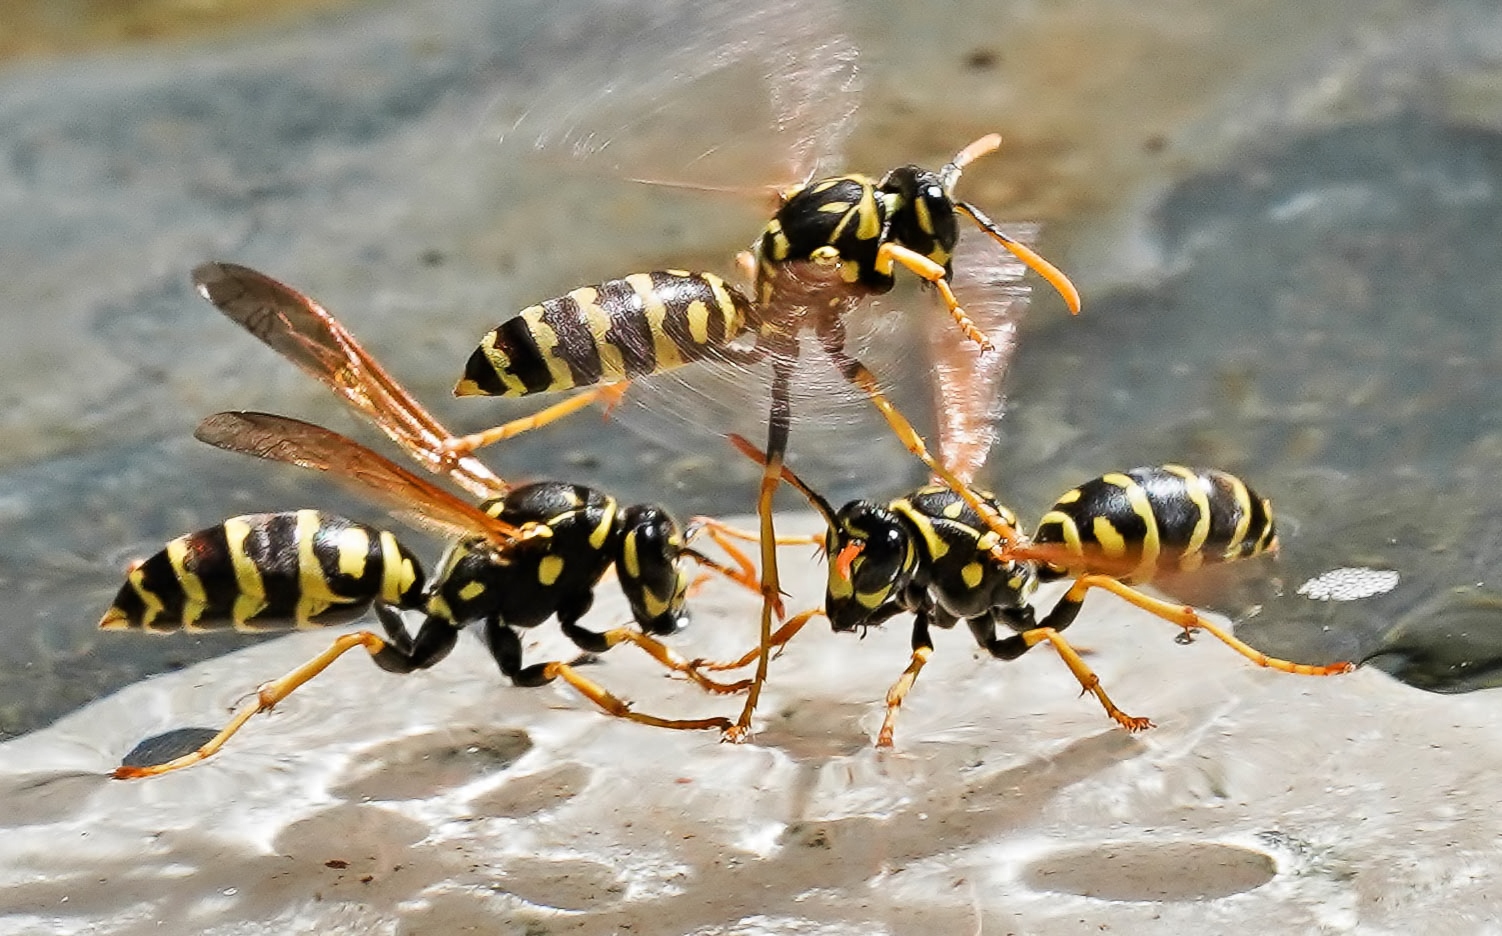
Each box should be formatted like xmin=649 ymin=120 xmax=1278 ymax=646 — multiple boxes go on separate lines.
xmin=724 ymin=458 xmax=785 ymax=742
xmin=877 ymin=241 xmax=993 ymax=351
xmin=444 ymin=382 xmax=630 ymax=458
xmin=686 ymin=515 xmax=820 ymax=618
xmin=113 ymin=630 xmax=393 ymax=779
xmin=1015 ymin=626 xmax=1153 ymax=732
xmin=682 ymin=546 xmax=780 ymax=612
xmin=1057 ymin=575 xmax=1356 ymax=676
xmin=685 ymin=608 xmax=826 ymax=692
xmin=877 ymin=645 xmax=933 ymax=748
xmin=599 ymin=627 xmax=754 ymax=695
xmin=721 ymin=355 xmax=801 ymax=742
xmin=833 ymin=359 xmax=1020 ymax=549
xmin=542 ymin=661 xmax=732 ymax=731
xmin=689 ymin=516 xmax=823 ymax=550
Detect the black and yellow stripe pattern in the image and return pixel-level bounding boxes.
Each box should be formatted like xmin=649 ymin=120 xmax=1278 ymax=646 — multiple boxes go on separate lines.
xmin=455 ymin=271 xmax=754 ymax=398
xmin=98 ymin=511 xmax=425 ymax=633
xmin=1033 ymin=466 xmax=1277 ymax=584
xmin=877 ymin=165 xmax=960 ymax=271
xmin=423 ymin=482 xmax=620 ymax=631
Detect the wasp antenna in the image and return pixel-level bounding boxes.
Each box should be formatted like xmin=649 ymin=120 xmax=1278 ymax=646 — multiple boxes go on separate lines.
xmin=955 ymin=201 xmax=1082 ymax=315
xmin=952 ymin=133 xmax=1003 ymax=171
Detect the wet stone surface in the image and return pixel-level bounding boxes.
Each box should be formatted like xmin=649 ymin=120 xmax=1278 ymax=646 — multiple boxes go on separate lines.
xmin=1 ymin=532 xmax=1498 ymax=934
xmin=4 ymin=0 xmax=1502 ymax=931
xmin=1022 ymin=840 xmax=1280 ymax=902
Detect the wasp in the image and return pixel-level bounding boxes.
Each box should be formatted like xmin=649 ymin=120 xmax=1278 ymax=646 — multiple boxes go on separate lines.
xmin=100 ymin=263 xmax=766 ymax=778
xmin=446 ymin=136 xmax=1081 ymax=738
xmin=696 ymin=436 xmax=1354 ymax=746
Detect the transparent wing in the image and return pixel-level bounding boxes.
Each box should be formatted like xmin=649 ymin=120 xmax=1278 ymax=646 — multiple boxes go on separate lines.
xmin=192 ymin=261 xmax=509 ymax=502
xmin=470 ymin=0 xmax=1032 ymax=488
xmin=607 ymin=274 xmax=918 ymax=479
xmin=195 ymin=411 xmax=521 ymax=549
xmin=610 ymin=225 xmax=1034 ymax=484
xmin=485 ymin=0 xmax=860 ymax=192
xmin=928 ymin=223 xmax=1035 ymax=486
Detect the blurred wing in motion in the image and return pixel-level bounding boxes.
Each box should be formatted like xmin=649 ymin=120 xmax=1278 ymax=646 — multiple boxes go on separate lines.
xmin=192 ymin=261 xmax=509 ymax=502
xmin=928 ymin=223 xmax=1035 ymax=486
xmin=489 ymin=0 xmax=860 ymax=192
xmin=195 ymin=411 xmax=523 ymax=550
xmin=606 ymin=274 xmax=924 ymax=481
xmin=610 ymin=226 xmax=1035 ymax=487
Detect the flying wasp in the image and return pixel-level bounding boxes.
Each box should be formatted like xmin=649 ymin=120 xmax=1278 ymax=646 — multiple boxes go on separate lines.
xmin=442 ymin=135 xmax=1080 ymax=739
xmin=100 ymin=263 xmax=769 ymax=778
xmin=690 ymin=436 xmax=1354 ymax=747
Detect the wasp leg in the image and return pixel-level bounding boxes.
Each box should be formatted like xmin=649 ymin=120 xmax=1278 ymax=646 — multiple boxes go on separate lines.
xmin=485 ymin=617 xmax=731 ymax=731
xmin=112 ymin=607 xmax=457 ymax=779
xmin=973 ymin=615 xmax=1152 ymax=732
xmin=876 ymin=241 xmax=992 ymax=352
xmin=725 ymin=357 xmax=796 ymax=743
xmin=592 ymin=625 xmax=751 ymax=695
xmin=876 ymin=612 xmax=937 ymax=748
xmin=682 ymin=517 xmax=810 ymax=612
xmin=684 ymin=607 xmax=827 ymax=691
xmin=444 ymin=382 xmax=630 ymax=458
xmin=1040 ymin=575 xmax=1356 ymax=677
xmin=816 ymin=329 xmax=1020 ymax=549
xmin=954 ymin=200 xmax=1082 ymax=315
xmin=681 ymin=545 xmax=784 ymax=616
xmin=687 ymin=516 xmax=822 ymax=551
xmin=554 ymin=605 xmax=746 ymax=695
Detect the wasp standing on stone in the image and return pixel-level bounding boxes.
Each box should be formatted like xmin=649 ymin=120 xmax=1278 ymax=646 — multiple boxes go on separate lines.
xmin=443 ymin=136 xmax=1081 ymax=739
xmin=694 ymin=436 xmax=1354 ymax=747
xmin=99 ymin=264 xmax=769 ymax=778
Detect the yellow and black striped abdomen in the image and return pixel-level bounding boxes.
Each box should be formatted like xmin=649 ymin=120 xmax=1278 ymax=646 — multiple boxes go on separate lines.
xmin=98 ymin=511 xmax=426 ymax=633
xmin=1033 ymin=466 xmax=1277 ymax=583
xmin=455 ymin=271 xmax=754 ymax=398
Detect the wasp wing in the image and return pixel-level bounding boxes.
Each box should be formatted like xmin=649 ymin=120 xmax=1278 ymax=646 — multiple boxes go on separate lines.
xmin=609 ymin=225 xmax=1034 ymax=490
xmin=194 ymin=411 xmax=521 ymax=551
xmin=192 ymin=261 xmax=509 ymax=503
xmin=486 ymin=0 xmax=858 ymax=197
xmin=604 ymin=271 xmax=920 ymax=488
xmin=928 ymin=223 xmax=1035 ymax=487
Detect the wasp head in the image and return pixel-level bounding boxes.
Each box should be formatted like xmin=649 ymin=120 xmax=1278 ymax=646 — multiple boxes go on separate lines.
xmin=880 ymin=165 xmax=960 ymax=271
xmin=616 ymin=504 xmax=690 ymax=636
xmin=824 ymin=500 xmax=915 ymax=632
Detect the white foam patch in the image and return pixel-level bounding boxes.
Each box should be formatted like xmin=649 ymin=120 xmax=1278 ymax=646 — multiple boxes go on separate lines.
xmin=1297 ymin=566 xmax=1400 ymax=601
